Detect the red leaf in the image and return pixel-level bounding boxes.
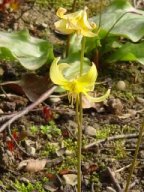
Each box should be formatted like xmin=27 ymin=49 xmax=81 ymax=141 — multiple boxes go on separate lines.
xmin=43 ymin=106 xmax=53 ymax=122
xmin=12 ymin=131 xmax=19 ymax=141
xmin=7 ymin=140 xmax=15 ymax=152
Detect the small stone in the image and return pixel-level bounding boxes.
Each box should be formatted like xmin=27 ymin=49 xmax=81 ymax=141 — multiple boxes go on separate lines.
xmin=63 ymin=174 xmax=77 ymax=186
xmin=42 ymin=23 xmax=48 ymax=28
xmin=84 ymin=126 xmax=96 ymax=136
xmin=27 ymin=146 xmax=36 ymax=156
xmin=49 ymin=97 xmax=61 ymax=103
xmin=19 ymin=177 xmax=30 ymax=184
xmin=116 ymin=81 xmax=126 ymax=91
xmin=140 ymin=151 xmax=144 ymax=158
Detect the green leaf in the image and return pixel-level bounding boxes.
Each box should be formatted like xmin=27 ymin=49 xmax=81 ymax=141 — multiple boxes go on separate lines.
xmin=92 ymin=0 xmax=144 ymax=42
xmin=69 ymin=34 xmax=82 ymax=55
xmin=69 ymin=33 xmax=101 ymax=58
xmin=106 ymin=42 xmax=144 ymax=65
xmin=0 ymin=30 xmax=54 ymax=70
xmin=61 ymin=53 xmax=91 ymax=79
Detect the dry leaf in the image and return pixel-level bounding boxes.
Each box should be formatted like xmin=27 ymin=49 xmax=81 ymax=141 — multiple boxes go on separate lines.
xmin=63 ymin=174 xmax=77 ymax=186
xmin=18 ymin=159 xmax=47 ymax=172
xmin=20 ymin=73 xmax=51 ymax=102
xmin=82 ymin=95 xmax=96 ymax=109
xmin=0 ymin=73 xmax=53 ymax=102
xmin=118 ymin=109 xmax=137 ymax=119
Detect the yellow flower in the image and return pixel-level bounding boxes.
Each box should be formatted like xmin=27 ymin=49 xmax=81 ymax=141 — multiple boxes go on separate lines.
xmin=50 ymin=57 xmax=110 ymax=104
xmin=55 ymin=7 xmax=96 ymax=37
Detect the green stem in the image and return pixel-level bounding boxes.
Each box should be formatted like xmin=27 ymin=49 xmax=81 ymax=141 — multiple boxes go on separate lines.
xmin=124 ymin=121 xmax=144 ymax=192
xmin=66 ymin=35 xmax=71 ymax=57
xmin=76 ymin=95 xmax=82 ymax=192
xmin=80 ymin=36 xmax=86 ymax=75
xmin=76 ymin=36 xmax=85 ymax=192
xmin=72 ymin=0 xmax=77 ymax=12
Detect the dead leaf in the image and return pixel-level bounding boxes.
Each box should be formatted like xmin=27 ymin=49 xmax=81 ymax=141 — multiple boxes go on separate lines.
xmin=106 ymin=98 xmax=123 ymax=115
xmin=18 ymin=159 xmax=47 ymax=172
xmin=118 ymin=109 xmax=137 ymax=119
xmin=20 ymin=73 xmax=51 ymax=102
xmin=0 ymin=80 xmax=24 ymax=95
xmin=118 ymin=109 xmax=144 ymax=119
xmin=0 ymin=73 xmax=53 ymax=102
xmin=63 ymin=174 xmax=77 ymax=186
xmin=82 ymin=95 xmax=96 ymax=109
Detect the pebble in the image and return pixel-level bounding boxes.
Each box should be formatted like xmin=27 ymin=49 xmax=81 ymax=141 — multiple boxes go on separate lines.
xmin=27 ymin=146 xmax=36 ymax=156
xmin=116 ymin=80 xmax=126 ymax=91
xmin=84 ymin=126 xmax=96 ymax=136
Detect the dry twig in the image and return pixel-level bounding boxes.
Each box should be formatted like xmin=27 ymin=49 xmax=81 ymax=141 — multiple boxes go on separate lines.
xmin=107 ymin=167 xmax=122 ymax=192
xmin=84 ymin=133 xmax=143 ymax=150
xmin=0 ymin=86 xmax=57 ymax=133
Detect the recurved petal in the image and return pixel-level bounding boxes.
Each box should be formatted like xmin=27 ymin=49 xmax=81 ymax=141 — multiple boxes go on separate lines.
xmin=50 ymin=57 xmax=69 ymax=85
xmin=55 ymin=20 xmax=75 ymax=34
xmin=56 ymin=7 xmax=67 ymax=18
xmin=84 ymin=89 xmax=111 ymax=103
xmin=80 ymin=7 xmax=96 ymax=30
xmin=78 ymin=63 xmax=97 ymax=91
xmin=80 ymin=29 xmax=97 ymax=37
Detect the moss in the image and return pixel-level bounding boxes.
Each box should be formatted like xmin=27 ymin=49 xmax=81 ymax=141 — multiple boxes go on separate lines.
xmin=13 ymin=180 xmax=46 ymax=192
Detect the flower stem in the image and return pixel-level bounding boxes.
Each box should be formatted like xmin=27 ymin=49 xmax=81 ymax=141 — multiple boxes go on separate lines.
xmin=80 ymin=36 xmax=86 ymax=75
xmin=76 ymin=95 xmax=83 ymax=192
xmin=76 ymin=36 xmax=85 ymax=192
xmin=72 ymin=0 xmax=77 ymax=12
xmin=66 ymin=35 xmax=71 ymax=57
xmin=124 ymin=121 xmax=144 ymax=192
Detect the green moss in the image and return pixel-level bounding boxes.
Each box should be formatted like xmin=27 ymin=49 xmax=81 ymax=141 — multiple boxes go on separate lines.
xmin=30 ymin=121 xmax=61 ymax=137
xmin=96 ymin=127 xmax=111 ymax=140
xmin=113 ymin=140 xmax=127 ymax=159
xmin=13 ymin=180 xmax=46 ymax=192
xmin=41 ymin=142 xmax=57 ymax=157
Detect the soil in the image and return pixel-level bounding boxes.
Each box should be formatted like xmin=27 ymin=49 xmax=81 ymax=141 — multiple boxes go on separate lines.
xmin=0 ymin=1 xmax=144 ymax=192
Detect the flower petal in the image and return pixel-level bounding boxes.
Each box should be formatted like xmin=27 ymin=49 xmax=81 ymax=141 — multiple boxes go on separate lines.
xmin=56 ymin=7 xmax=67 ymax=18
xmin=50 ymin=57 xmax=69 ymax=85
xmin=80 ymin=29 xmax=97 ymax=37
xmin=55 ymin=20 xmax=75 ymax=34
xmin=77 ymin=63 xmax=97 ymax=91
xmin=55 ymin=7 xmax=97 ymax=37
xmin=84 ymin=89 xmax=111 ymax=103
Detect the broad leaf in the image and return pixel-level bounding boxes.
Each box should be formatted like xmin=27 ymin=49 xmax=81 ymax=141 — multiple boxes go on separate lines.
xmin=92 ymin=0 xmax=144 ymax=42
xmin=106 ymin=42 xmax=144 ymax=65
xmin=68 ymin=34 xmax=82 ymax=55
xmin=0 ymin=30 xmax=54 ymax=70
xmin=61 ymin=53 xmax=91 ymax=80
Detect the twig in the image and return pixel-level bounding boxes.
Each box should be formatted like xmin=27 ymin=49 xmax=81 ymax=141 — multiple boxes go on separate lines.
xmin=115 ymin=164 xmax=131 ymax=173
xmin=0 ymin=113 xmax=17 ymax=123
xmin=107 ymin=167 xmax=122 ymax=192
xmin=84 ymin=133 xmax=142 ymax=150
xmin=0 ymin=86 xmax=57 ymax=133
